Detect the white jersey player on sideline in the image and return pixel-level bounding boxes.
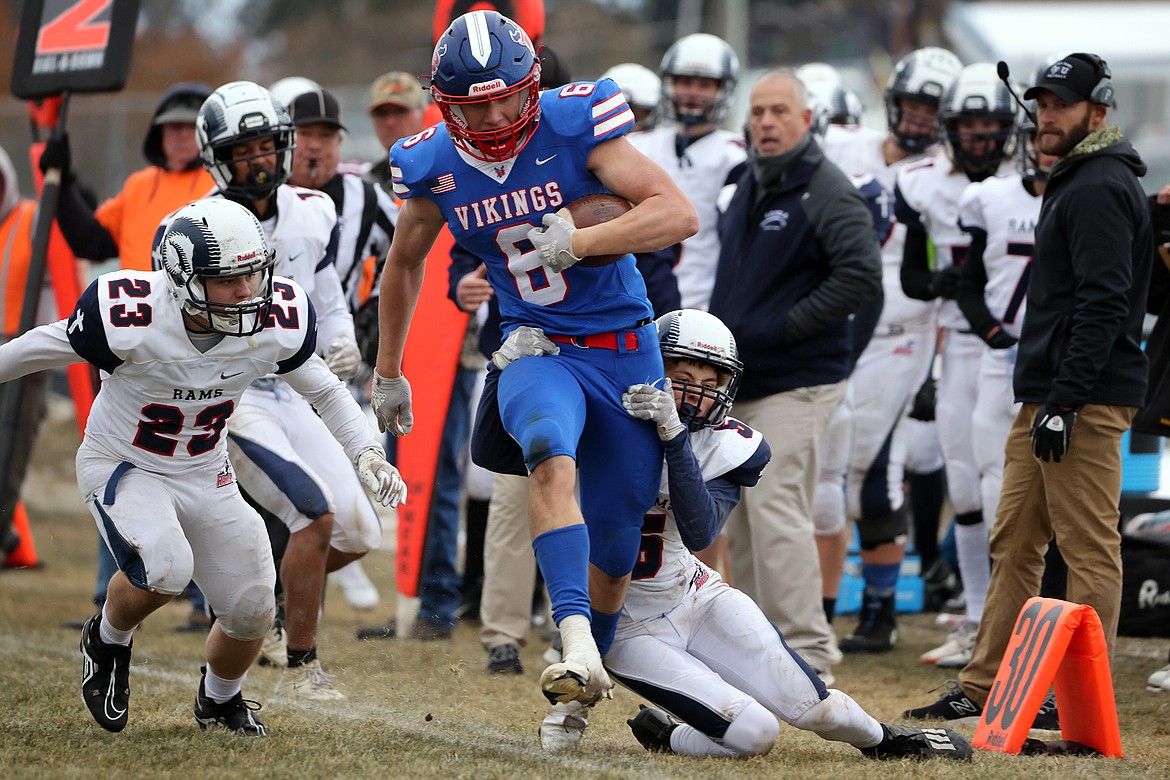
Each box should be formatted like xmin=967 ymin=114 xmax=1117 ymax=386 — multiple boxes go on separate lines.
xmin=806 ymin=50 xmax=959 ymax=651
xmin=922 ymin=118 xmax=1053 ymax=668
xmin=628 ymin=33 xmax=746 ymax=310
xmin=895 ymin=63 xmax=1018 ymax=657
xmin=183 ymin=80 xmax=379 ymax=701
xmin=535 ymin=310 xmax=971 ymax=762
xmin=0 ymin=199 xmax=402 ymax=736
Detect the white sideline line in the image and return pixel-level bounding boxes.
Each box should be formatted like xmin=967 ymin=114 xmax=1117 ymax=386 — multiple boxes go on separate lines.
xmin=1 ymin=634 xmax=672 ymax=777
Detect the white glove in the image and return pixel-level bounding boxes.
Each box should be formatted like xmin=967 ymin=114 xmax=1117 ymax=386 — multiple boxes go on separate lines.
xmin=528 ymin=212 xmax=581 ymax=273
xmin=356 ymin=448 xmax=407 ymax=507
xmin=622 ymin=380 xmax=687 ymax=441
xmin=371 ymin=372 xmax=413 ymax=436
xmin=324 ymin=338 xmax=363 ymax=381
xmin=492 ymin=326 xmax=560 ymax=370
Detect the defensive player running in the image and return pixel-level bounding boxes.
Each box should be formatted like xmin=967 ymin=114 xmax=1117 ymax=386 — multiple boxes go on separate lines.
xmin=0 ymin=199 xmax=402 ymax=736
xmin=189 ymin=81 xmax=381 ymax=699
xmin=535 ymin=310 xmax=971 ymax=762
xmin=374 ymin=9 xmax=697 ymax=708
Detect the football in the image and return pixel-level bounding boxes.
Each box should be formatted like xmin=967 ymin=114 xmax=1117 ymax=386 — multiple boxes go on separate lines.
xmin=556 ymin=193 xmax=633 ymax=266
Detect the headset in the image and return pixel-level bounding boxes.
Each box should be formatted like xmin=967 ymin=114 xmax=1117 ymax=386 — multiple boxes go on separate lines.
xmin=1067 ymin=52 xmax=1115 ymax=107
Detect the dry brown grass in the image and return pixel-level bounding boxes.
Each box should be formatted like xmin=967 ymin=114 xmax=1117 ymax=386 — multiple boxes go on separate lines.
xmin=3 ymin=397 xmax=1170 ymax=778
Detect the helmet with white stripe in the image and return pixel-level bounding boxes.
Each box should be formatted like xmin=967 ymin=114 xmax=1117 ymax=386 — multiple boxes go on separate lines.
xmin=656 ymin=309 xmax=743 ymax=431
xmin=659 ymin=33 xmax=739 ymax=126
xmin=430 ymin=10 xmax=542 ymax=162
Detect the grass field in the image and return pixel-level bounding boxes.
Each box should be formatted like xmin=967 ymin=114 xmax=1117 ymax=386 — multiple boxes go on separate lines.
xmin=3 ymin=397 xmax=1170 ymax=779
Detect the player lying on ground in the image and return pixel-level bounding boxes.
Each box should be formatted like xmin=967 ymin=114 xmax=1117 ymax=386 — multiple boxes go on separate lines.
xmin=497 ymin=309 xmax=971 ymax=760
xmin=0 ymin=199 xmax=403 ymax=736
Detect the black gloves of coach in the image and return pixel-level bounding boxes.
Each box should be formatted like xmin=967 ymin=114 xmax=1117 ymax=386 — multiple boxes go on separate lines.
xmin=37 ymin=132 xmax=73 ymax=184
xmin=927 ymin=266 xmax=962 ymax=300
xmin=908 ymin=377 xmax=937 ymax=422
xmin=982 ymin=324 xmax=1019 ymax=350
xmin=1031 ymin=403 xmax=1077 ymax=463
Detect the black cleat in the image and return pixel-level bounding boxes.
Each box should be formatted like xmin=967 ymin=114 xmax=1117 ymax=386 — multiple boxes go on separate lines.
xmin=1031 ymin=692 xmax=1060 ymax=731
xmin=79 ymin=615 xmax=131 ymax=733
xmin=627 ymin=705 xmax=678 ymax=753
xmin=194 ymin=667 xmax=267 ymax=736
xmin=840 ymin=595 xmax=897 ymax=654
xmin=862 ymin=724 xmax=973 ymax=760
xmin=486 ymin=643 xmax=524 ymax=675
xmin=902 ymin=680 xmax=983 ymax=725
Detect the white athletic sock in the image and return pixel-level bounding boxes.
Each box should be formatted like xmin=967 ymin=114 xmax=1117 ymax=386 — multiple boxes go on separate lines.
xmin=99 ymin=604 xmax=134 ymax=646
xmin=669 ymin=724 xmax=738 ymax=757
xmin=203 ymin=667 xmax=245 ymax=704
xmin=955 ymin=522 xmax=990 ymax=623
xmin=791 ymin=689 xmax=884 ymax=748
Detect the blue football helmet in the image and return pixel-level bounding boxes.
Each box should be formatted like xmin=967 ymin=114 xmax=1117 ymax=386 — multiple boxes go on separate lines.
xmin=158 ymin=199 xmax=275 ymax=336
xmin=430 ymin=10 xmax=542 ymax=162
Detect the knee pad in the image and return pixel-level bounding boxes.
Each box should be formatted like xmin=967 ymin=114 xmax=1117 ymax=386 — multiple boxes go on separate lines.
xmin=142 ymin=545 xmax=195 ymax=597
xmin=216 ymin=580 xmax=277 ymax=641
xmin=517 ymin=416 xmax=574 ymax=469
xmin=954 ymin=509 xmax=983 ymax=527
xmin=812 ymin=482 xmax=847 ymax=536
xmin=857 ymin=504 xmax=909 ymax=551
xmin=721 ymin=701 xmax=780 ymax=757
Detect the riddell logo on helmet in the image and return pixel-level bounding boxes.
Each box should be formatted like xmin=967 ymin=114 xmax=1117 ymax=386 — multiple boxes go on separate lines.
xmin=238 ymin=250 xmax=259 ymax=261
xmin=696 ymin=340 xmax=721 ymax=352
xmin=469 ymin=79 xmax=507 ymax=96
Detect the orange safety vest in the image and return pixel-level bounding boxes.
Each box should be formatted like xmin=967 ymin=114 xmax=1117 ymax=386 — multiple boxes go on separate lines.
xmin=95 ymin=166 xmax=214 ymax=271
xmin=1 ymin=199 xmax=38 ymax=336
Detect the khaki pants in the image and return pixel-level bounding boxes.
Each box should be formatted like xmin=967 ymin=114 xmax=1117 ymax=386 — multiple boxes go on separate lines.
xmin=726 ymin=380 xmax=847 ymax=672
xmin=479 ymin=473 xmax=536 ymax=649
xmin=960 ymin=402 xmax=1135 ymax=703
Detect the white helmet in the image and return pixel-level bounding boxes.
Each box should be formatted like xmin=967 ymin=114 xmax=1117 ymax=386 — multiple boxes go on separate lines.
xmin=826 ymin=85 xmax=863 ymax=126
xmin=656 ymin=309 xmax=743 ymax=431
xmin=939 ymin=63 xmax=1017 ymax=178
xmin=268 ymin=76 xmax=322 ymax=110
xmin=885 ymin=47 xmax=962 ymax=153
xmin=157 ymin=199 xmax=275 ymax=336
xmin=796 ymin=62 xmax=842 ymax=96
xmin=659 ymin=33 xmax=739 ymax=125
xmin=601 ymin=63 xmax=661 ymax=112
xmin=197 ymin=81 xmax=295 ymax=200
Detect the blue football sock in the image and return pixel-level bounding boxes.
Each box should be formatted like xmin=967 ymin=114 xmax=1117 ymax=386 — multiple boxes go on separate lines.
xmin=591 ymin=607 xmax=620 ymax=657
xmin=862 ymin=562 xmax=900 ymax=598
xmin=533 ymin=524 xmax=591 ymax=626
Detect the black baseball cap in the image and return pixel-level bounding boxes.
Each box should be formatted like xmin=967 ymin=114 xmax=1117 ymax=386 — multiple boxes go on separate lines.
xmin=1023 ymin=53 xmax=1114 ymax=106
xmin=287 ymin=87 xmax=346 ymax=130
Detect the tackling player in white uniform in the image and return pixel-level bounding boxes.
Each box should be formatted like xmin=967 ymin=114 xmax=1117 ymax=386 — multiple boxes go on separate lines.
xmin=810 ymin=49 xmax=960 ymax=651
xmin=628 ymin=33 xmax=746 ymax=310
xmin=535 ymin=310 xmax=971 ymax=762
xmin=896 ymin=63 xmax=1018 ymax=652
xmin=921 ymin=116 xmax=1054 ymax=667
xmin=189 ymin=81 xmax=378 ymax=700
xmin=0 ymin=200 xmax=402 ymax=736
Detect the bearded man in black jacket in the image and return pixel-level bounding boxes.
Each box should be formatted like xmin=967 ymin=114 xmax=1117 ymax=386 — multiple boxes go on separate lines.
xmin=905 ymin=52 xmax=1153 ymax=726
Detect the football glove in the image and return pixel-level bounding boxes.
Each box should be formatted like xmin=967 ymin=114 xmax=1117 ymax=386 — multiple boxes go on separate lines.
xmin=927 ymin=266 xmax=962 ymax=299
xmin=372 ymin=372 xmax=413 ymax=436
xmin=1031 ymin=403 xmax=1077 ymax=463
xmin=908 ymin=377 xmax=937 ymax=422
xmin=622 ymin=380 xmax=687 ymax=441
xmin=982 ymin=324 xmax=1019 ymax=350
xmin=38 ymin=132 xmax=73 ymax=184
xmin=529 ymin=212 xmax=581 ymax=273
xmin=491 ymin=326 xmax=560 ymax=370
xmin=356 ymin=448 xmax=407 ymax=507
xmin=324 ymin=338 xmax=363 ymax=381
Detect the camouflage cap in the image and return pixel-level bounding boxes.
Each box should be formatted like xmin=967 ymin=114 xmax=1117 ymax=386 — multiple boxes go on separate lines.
xmin=368 ymin=71 xmax=427 ymax=113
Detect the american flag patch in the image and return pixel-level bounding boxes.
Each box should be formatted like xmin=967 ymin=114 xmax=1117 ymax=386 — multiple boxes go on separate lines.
xmin=429 ymin=173 xmax=457 ymax=194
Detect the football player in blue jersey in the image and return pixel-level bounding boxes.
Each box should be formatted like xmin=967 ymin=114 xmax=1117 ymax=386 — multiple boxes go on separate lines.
xmin=373 ymin=9 xmax=697 ymax=708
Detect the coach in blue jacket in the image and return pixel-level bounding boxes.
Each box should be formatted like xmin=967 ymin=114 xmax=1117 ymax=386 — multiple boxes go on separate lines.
xmin=709 ymin=69 xmax=881 ymax=679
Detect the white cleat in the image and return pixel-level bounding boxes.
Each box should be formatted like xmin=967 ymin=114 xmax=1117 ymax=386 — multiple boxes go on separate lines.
xmin=259 ymin=622 xmax=288 ymax=669
xmin=539 ymin=700 xmax=591 ymax=751
xmin=274 ymin=659 xmax=346 ymax=701
xmin=920 ymin=621 xmax=977 ymax=667
xmin=540 ymin=614 xmax=613 ymax=706
xmin=330 ymin=560 xmax=380 ymax=611
xmin=1147 ymin=662 xmax=1170 ymax=692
